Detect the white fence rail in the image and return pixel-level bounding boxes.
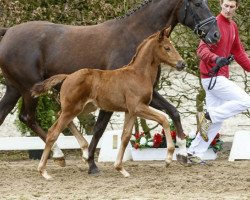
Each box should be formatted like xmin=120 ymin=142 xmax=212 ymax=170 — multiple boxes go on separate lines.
xmin=0 ymin=135 xmax=102 ymax=150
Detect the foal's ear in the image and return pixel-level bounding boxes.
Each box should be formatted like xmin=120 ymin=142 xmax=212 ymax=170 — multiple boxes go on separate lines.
xmin=159 ymin=26 xmax=172 ymax=41
xmin=164 ymin=26 xmax=171 ymax=38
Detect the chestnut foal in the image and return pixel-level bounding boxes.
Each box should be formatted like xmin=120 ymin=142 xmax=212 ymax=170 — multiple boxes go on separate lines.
xmin=32 ymin=26 xmax=186 ymax=180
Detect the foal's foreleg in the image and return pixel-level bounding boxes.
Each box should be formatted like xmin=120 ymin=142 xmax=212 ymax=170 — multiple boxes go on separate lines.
xmin=136 ymin=105 xmax=175 ymax=166
xmin=150 ymin=90 xmax=186 ymax=139
xmin=114 ymin=113 xmax=135 ymax=177
xmin=150 ymin=91 xmax=188 ymax=164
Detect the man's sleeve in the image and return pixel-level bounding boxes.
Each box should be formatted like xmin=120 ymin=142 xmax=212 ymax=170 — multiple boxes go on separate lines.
xmin=197 ymin=41 xmax=218 ymax=65
xmin=231 ymin=24 xmax=250 ymax=72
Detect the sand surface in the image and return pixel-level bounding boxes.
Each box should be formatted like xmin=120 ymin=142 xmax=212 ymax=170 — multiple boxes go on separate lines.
xmin=0 ymin=147 xmax=249 ymax=200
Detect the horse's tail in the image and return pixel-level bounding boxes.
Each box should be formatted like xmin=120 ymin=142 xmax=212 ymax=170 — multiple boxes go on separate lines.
xmin=31 ymin=74 xmax=68 ymax=97
xmin=0 ymin=28 xmax=8 ymax=38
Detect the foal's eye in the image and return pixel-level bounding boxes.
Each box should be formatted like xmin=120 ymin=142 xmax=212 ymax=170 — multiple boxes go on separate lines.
xmin=164 ymin=46 xmax=171 ymax=51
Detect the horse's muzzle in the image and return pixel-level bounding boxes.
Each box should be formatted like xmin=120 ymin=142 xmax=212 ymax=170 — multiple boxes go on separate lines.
xmin=176 ymin=60 xmax=186 ymax=71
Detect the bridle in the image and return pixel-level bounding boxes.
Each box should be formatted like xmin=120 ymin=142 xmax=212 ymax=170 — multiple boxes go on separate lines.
xmin=181 ymin=0 xmax=217 ymax=39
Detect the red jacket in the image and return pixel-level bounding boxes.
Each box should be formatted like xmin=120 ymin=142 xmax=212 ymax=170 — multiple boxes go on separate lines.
xmin=197 ymin=14 xmax=250 ymax=78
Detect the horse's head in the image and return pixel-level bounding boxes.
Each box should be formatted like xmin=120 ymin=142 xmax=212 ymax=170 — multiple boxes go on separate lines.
xmin=177 ymin=0 xmax=220 ymax=44
xmin=155 ymin=26 xmax=186 ymax=71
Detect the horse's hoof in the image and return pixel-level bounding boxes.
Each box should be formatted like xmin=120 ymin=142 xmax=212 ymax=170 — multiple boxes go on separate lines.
xmin=176 ymin=154 xmax=188 ymax=165
xmin=53 ymin=157 xmax=66 ymax=167
xmin=88 ymin=167 xmax=100 ymax=175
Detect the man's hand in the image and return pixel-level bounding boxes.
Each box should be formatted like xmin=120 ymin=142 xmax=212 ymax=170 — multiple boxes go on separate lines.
xmin=215 ymin=57 xmax=230 ymax=67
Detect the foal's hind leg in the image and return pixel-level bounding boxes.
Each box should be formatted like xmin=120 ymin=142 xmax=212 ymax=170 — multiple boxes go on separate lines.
xmin=53 ymin=93 xmax=89 ymax=162
xmin=114 ymin=113 xmax=135 ymax=177
xmin=68 ymin=122 xmax=89 ymax=161
xmin=20 ymin=92 xmax=65 ymax=167
xmin=38 ymin=109 xmax=81 ymax=180
xmin=136 ymin=105 xmax=175 ymax=166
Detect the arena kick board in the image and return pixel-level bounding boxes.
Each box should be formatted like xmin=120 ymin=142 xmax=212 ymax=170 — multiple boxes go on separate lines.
xmin=229 ymin=131 xmax=250 ymax=161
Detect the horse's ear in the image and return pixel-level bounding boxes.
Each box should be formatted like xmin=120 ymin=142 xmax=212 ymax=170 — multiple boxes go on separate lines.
xmin=164 ymin=26 xmax=171 ymax=38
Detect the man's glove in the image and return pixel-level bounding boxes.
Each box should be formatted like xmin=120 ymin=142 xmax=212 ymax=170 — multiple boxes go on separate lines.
xmin=215 ymin=57 xmax=230 ymax=68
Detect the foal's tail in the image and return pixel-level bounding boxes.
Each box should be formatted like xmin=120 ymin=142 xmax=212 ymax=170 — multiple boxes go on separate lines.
xmin=31 ymin=74 xmax=68 ymax=97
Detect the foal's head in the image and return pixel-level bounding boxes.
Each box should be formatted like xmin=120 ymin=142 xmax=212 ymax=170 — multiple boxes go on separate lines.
xmin=153 ymin=26 xmax=186 ymax=71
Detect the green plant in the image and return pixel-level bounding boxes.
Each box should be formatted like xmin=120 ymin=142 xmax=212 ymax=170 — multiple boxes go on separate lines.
xmin=15 ymin=94 xmax=59 ymax=136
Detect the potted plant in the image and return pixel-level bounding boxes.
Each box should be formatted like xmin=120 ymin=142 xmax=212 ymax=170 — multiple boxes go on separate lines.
xmin=130 ymin=123 xmax=223 ymax=161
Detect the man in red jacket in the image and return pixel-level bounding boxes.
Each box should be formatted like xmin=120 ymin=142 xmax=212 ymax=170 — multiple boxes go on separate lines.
xmin=187 ymin=0 xmax=250 ymax=164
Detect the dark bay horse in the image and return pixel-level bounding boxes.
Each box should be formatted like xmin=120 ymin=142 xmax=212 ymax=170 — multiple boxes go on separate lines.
xmin=32 ymin=27 xmax=186 ymax=179
xmin=0 ymin=0 xmax=220 ymax=173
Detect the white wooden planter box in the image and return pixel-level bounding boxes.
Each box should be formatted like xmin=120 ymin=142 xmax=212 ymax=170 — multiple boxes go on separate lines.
xmin=131 ymin=148 xmax=217 ymax=161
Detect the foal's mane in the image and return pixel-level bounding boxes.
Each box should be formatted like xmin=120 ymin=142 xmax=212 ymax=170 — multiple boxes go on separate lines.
xmin=127 ymin=31 xmax=159 ymax=67
xmin=117 ymin=0 xmax=153 ymax=20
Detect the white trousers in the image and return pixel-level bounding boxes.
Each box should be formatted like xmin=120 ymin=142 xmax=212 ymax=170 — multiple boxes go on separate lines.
xmin=188 ymin=76 xmax=250 ymax=158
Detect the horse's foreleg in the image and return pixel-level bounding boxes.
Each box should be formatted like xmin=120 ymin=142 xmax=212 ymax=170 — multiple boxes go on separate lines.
xmin=114 ymin=113 xmax=135 ymax=178
xmin=150 ymin=90 xmax=188 ymax=164
xmin=0 ymin=83 xmax=20 ymax=125
xmin=68 ymin=122 xmax=89 ymax=161
xmin=20 ymin=92 xmax=65 ymax=166
xmin=136 ymin=105 xmax=175 ymax=166
xmin=87 ymin=110 xmax=113 ymax=174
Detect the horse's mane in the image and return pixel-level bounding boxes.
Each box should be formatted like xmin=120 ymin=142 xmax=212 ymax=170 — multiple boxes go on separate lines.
xmin=127 ymin=31 xmax=159 ymax=67
xmin=117 ymin=0 xmax=153 ymax=20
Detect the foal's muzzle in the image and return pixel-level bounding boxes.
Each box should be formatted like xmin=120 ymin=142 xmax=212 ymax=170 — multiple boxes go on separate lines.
xmin=176 ymin=60 xmax=186 ymax=71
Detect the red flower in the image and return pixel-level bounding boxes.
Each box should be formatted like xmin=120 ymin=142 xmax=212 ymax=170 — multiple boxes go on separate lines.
xmin=211 ymin=139 xmax=217 ymax=146
xmin=153 ymin=133 xmax=162 ymax=148
xmin=170 ymin=130 xmax=176 ymax=140
xmin=134 ymin=143 xmax=140 ymax=149
xmin=135 ymin=132 xmax=140 ymax=139
xmin=215 ymin=133 xmax=220 ymax=139
xmin=140 ymin=132 xmax=145 ymax=137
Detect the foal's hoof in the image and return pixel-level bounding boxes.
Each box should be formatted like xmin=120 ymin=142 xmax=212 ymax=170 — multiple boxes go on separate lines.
xmin=53 ymin=157 xmax=66 ymax=167
xmin=165 ymin=160 xmax=171 ymax=168
xmin=40 ymin=170 xmax=53 ymax=180
xmin=176 ymin=154 xmax=189 ymax=166
xmin=119 ymin=169 xmax=130 ymax=178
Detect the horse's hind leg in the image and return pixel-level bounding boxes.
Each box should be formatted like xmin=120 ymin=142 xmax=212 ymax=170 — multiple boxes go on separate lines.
xmin=0 ymin=83 xmax=20 ymax=125
xmin=87 ymin=110 xmax=113 ymax=174
xmin=114 ymin=113 xmax=135 ymax=177
xmin=20 ymin=92 xmax=65 ymax=166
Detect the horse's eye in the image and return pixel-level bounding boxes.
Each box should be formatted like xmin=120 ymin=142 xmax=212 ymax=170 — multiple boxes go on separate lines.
xmin=195 ymin=2 xmax=202 ymax=7
xmin=164 ymin=46 xmax=171 ymax=51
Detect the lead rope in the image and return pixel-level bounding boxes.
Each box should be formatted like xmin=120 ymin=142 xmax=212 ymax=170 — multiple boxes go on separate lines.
xmin=207 ymin=55 xmax=234 ymax=90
